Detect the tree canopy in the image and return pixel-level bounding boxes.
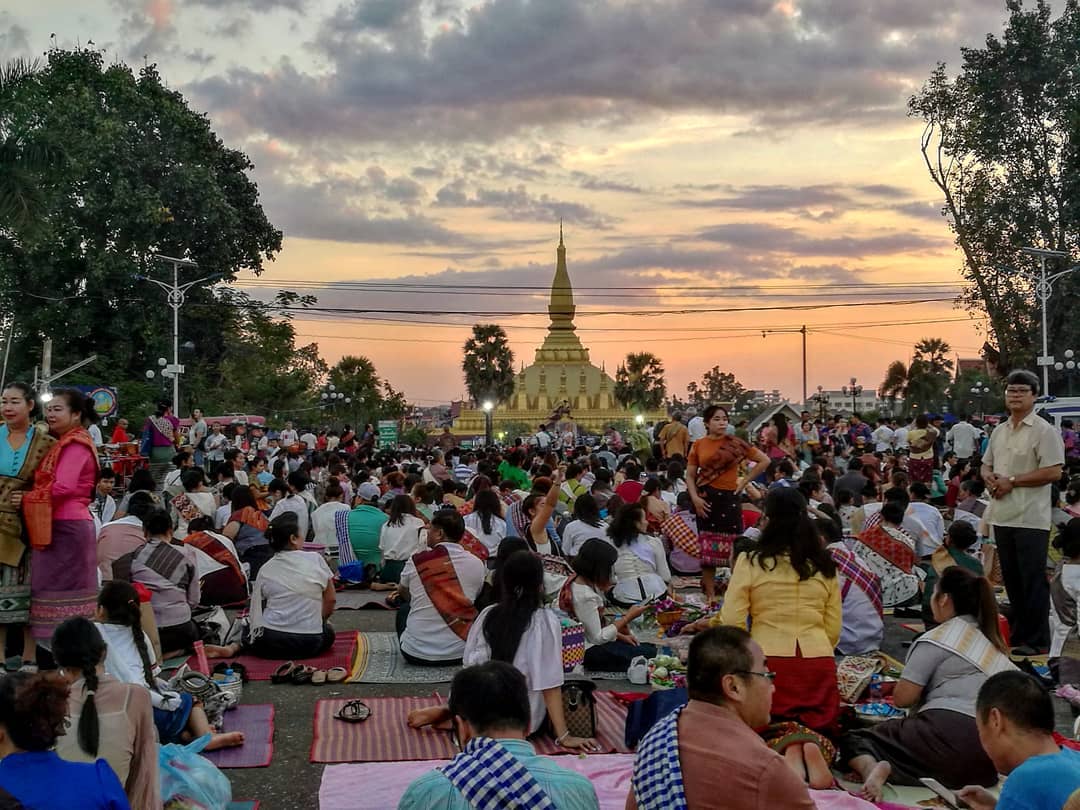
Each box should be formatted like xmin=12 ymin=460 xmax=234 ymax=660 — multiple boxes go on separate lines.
xmin=614 ymin=352 xmax=666 ymax=412
xmin=909 ymin=0 xmax=1080 ymax=375
xmin=0 ymin=48 xmax=283 ymax=415
xmin=685 ymin=366 xmax=746 ymax=410
xmin=462 ymin=324 xmax=515 ymax=406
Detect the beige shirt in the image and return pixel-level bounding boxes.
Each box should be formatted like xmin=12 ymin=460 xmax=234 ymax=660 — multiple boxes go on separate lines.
xmin=983 ymin=411 xmax=1065 ymax=530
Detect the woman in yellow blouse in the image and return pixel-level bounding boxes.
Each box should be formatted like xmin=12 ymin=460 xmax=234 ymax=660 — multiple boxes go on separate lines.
xmin=684 ymin=486 xmax=842 ymax=787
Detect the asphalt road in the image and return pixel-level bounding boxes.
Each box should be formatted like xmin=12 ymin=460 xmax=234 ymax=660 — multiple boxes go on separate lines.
xmin=224 ymin=608 xmax=1072 ymax=809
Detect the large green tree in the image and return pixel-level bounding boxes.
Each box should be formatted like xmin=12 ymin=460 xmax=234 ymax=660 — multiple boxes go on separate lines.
xmin=686 ymin=366 xmax=746 ymax=409
xmin=0 ymin=58 xmax=59 ymax=233
xmin=462 ymin=324 xmax=515 ymax=406
xmin=0 ymin=48 xmax=282 ymax=410
xmin=614 ymin=352 xmax=666 ymax=412
xmin=326 ymin=355 xmax=407 ymax=428
xmin=909 ymin=0 xmax=1080 ymax=374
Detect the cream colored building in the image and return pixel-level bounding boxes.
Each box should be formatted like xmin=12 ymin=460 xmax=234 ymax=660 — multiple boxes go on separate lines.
xmin=453 ymin=231 xmax=664 ymax=436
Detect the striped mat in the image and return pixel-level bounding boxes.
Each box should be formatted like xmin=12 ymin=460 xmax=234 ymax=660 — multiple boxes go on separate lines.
xmin=310 ymin=691 xmax=634 ymax=763
xmin=184 ymin=632 xmax=358 ymax=681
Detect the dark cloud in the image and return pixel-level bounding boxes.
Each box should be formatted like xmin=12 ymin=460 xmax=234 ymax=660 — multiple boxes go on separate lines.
xmin=433 ymin=182 xmax=615 ymax=228
xmin=184 ymin=49 xmax=215 ymax=66
xmin=697 ymin=222 xmax=946 ymax=258
xmin=411 ymin=165 xmax=445 ymax=179
xmin=188 ymin=0 xmax=307 ymax=10
xmin=856 ymin=184 xmax=912 ymax=199
xmin=681 ymin=184 xmax=853 ymax=212
xmin=890 ymin=200 xmax=947 ymax=222
xmin=570 ymin=171 xmax=645 ymax=195
xmin=0 ymin=18 xmax=30 ymax=55
xmin=188 ymin=0 xmax=1012 ymax=146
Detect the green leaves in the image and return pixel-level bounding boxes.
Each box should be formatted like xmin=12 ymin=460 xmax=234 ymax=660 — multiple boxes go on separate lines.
xmin=910 ymin=0 xmax=1080 ymax=373
xmin=614 ymin=352 xmax=666 ymax=412
xmin=462 ymin=323 xmax=515 ymax=405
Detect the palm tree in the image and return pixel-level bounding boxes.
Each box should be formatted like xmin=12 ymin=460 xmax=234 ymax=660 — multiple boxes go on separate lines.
xmin=879 ymin=360 xmax=908 ymax=415
xmin=462 ymin=324 xmax=515 ymax=406
xmin=614 ymin=352 xmax=666 ymax=412
xmin=913 ymin=338 xmax=953 ymax=378
xmin=0 ymin=58 xmax=56 ymax=232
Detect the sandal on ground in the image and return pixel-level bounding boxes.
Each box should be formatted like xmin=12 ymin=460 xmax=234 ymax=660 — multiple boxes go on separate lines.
xmin=311 ymin=669 xmax=328 ymax=685
xmin=326 ymin=667 xmax=348 ymax=683
xmin=335 ymin=700 xmax=371 ymax=723
xmin=271 ymin=661 xmax=297 ymax=684
xmin=292 ymin=665 xmax=316 ymax=685
xmin=17 ymin=663 xmax=37 ymax=674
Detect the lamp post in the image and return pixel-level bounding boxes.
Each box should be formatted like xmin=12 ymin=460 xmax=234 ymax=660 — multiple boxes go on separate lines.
xmin=138 ymin=255 xmax=222 ymax=417
xmin=145 ymin=356 xmax=170 ymax=394
xmin=482 ymin=400 xmax=494 ymax=447
xmin=841 ymin=377 xmax=863 ymax=416
xmin=970 ymin=381 xmax=991 ymax=420
xmin=319 ymin=384 xmax=351 ymax=421
xmin=1054 ymin=349 xmax=1079 ymax=397
xmin=811 ymin=385 xmax=831 ymax=421
xmin=1020 ymin=246 xmax=1073 ymax=397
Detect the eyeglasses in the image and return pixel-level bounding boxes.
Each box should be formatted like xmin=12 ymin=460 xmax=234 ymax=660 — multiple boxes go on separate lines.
xmin=734 ymin=669 xmax=776 ymax=682
xmin=1005 ymin=387 xmax=1035 ymax=394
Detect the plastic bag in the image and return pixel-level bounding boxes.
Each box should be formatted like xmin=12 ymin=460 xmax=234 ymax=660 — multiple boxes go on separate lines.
xmin=159 ymin=734 xmax=232 ymax=810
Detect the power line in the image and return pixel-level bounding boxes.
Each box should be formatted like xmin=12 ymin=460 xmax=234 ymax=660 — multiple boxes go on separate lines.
xmin=234 ymin=279 xmax=964 ymax=291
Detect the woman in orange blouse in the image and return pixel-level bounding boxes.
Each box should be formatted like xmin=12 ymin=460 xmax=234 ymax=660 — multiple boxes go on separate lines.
xmin=684 ymin=486 xmax=842 ymax=788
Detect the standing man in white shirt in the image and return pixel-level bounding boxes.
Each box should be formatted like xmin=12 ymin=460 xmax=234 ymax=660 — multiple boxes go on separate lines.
xmin=189 ymin=409 xmax=208 ymax=467
xmin=686 ymin=410 xmax=706 ymax=443
xmin=982 ymin=370 xmax=1065 ymax=657
xmin=871 ymin=418 xmax=895 ymax=454
xmin=946 ymin=414 xmax=983 ymax=463
xmin=299 ymin=428 xmax=318 ymax=455
xmin=88 ymin=420 xmax=104 ymax=448
xmin=892 ymin=419 xmax=910 ymax=453
xmin=279 ymin=421 xmax=299 ymax=448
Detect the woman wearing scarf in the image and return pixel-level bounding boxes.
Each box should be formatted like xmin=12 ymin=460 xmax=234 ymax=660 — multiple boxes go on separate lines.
xmin=686 ymin=405 xmax=770 ymax=604
xmin=851 ymin=500 xmax=921 ymax=609
xmin=141 ymin=400 xmax=179 ymax=465
xmin=221 ymin=486 xmax=272 ymax=579
xmin=0 ymin=383 xmax=55 ymax=671
xmin=842 ymin=566 xmax=1015 ymax=801
xmin=23 ymin=389 xmax=100 ymax=649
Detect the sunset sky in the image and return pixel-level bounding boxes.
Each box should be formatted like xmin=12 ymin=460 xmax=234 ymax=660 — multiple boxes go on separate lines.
xmin=5 ymin=0 xmax=1031 ymax=406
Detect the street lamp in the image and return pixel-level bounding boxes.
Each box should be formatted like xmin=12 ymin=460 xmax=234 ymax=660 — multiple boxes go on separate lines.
xmin=1020 ymin=246 xmax=1073 ymax=397
xmin=145 ymin=356 xmax=170 ymax=394
xmin=970 ymin=381 xmax=991 ymax=420
xmin=841 ymin=377 xmax=863 ymax=415
xmin=138 ymin=255 xmax=222 ymax=417
xmin=482 ymin=400 xmax=494 ymax=447
xmin=1055 ymin=349 xmax=1078 ymax=396
xmin=811 ymin=385 xmax=831 ymax=421
xmin=634 ymin=414 xmax=645 ymax=426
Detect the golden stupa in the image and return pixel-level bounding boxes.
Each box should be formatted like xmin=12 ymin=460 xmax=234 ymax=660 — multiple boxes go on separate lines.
xmin=453 ymin=228 xmax=663 ymax=437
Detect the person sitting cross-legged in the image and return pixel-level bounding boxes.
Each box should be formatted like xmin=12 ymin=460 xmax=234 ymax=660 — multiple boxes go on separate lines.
xmin=626 ymin=625 xmax=815 ymax=810
xmin=398 ymin=661 xmax=600 ymax=810
xmin=958 ymin=670 xmax=1080 ymax=810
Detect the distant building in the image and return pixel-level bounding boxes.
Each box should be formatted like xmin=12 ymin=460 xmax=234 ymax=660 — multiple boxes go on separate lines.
xmin=747 ymin=389 xmax=783 ymax=406
xmin=452 ymin=230 xmax=664 ymax=435
xmin=806 ymin=388 xmax=883 ymax=416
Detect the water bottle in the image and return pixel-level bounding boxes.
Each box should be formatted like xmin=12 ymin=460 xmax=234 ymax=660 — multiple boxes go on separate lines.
xmin=868 ymin=674 xmax=883 ymax=704
xmin=223 ymin=668 xmax=238 ymax=685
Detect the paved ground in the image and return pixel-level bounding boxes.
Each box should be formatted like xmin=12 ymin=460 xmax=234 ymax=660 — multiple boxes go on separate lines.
xmin=224 ymin=608 xmax=1072 ymax=809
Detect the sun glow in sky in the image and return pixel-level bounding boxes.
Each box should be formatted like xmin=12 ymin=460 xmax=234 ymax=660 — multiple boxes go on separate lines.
xmin=4 ymin=0 xmax=1030 ymax=405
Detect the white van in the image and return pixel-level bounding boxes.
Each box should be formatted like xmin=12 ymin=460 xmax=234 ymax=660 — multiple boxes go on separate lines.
xmin=1035 ymin=397 xmax=1080 ymax=427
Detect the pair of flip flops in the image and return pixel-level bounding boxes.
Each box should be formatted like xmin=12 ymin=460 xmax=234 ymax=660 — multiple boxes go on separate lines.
xmin=271 ymin=662 xmax=348 ymax=685
xmin=335 ymin=699 xmax=371 ymax=723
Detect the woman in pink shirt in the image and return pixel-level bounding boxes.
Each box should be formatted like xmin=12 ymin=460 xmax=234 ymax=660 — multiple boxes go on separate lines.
xmin=23 ymin=389 xmax=100 ymax=649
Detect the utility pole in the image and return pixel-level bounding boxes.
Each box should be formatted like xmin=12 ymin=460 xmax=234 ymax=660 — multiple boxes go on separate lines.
xmin=138 ymin=255 xmax=221 ymax=418
xmin=801 ymin=325 xmax=808 ymax=406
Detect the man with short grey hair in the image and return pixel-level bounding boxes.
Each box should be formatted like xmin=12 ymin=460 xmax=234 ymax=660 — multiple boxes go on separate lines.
xmin=981 ymin=369 xmax=1065 ymax=657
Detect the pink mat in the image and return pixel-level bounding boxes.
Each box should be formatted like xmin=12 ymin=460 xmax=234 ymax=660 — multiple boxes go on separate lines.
xmin=204 ymin=704 xmax=274 ymax=768
xmin=318 ymin=754 xmax=636 ymax=809
xmin=310 ymin=692 xmax=633 ymax=764
xmin=184 ymin=632 xmax=357 ymax=681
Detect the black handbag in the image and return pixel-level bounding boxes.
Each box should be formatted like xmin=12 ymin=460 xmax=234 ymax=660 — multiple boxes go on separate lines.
xmin=561 ymin=679 xmax=597 ymax=738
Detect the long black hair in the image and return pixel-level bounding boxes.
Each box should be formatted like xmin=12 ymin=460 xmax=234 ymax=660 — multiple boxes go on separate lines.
xmin=97 ymin=581 xmax=156 ymax=692
xmin=51 ymin=617 xmax=106 ymax=757
xmin=473 ymin=489 xmax=502 ymax=535
xmin=482 ymin=551 xmax=544 ymax=663
xmin=607 ymin=502 xmax=645 ymax=548
xmin=936 ymin=566 xmax=1006 ymax=653
xmin=386 ymin=494 xmax=417 ymax=527
xmin=572 ymin=493 xmax=602 ymax=528
xmin=266 ymin=512 xmax=300 ymax=552
xmin=751 ymin=487 xmax=836 ymax=581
